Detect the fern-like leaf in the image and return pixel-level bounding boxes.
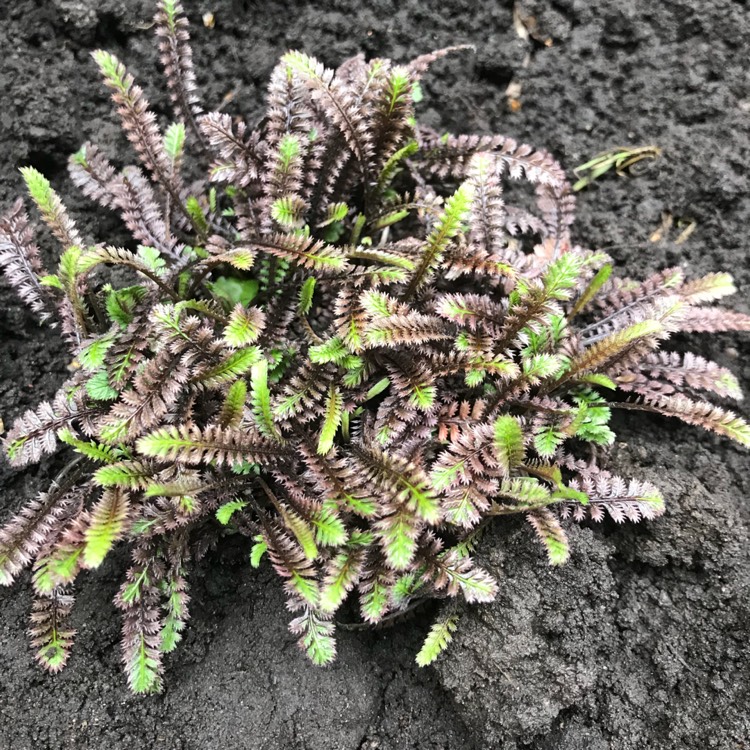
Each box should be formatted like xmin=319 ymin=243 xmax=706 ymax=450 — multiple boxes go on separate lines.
xmin=416 ymin=610 xmax=459 ymax=667
xmin=83 ymin=489 xmax=130 ymax=569
xmin=137 ymin=424 xmax=293 ymax=467
xmin=526 ymin=508 xmax=570 ymax=565
xmin=28 ymin=589 xmax=77 ymax=673
xmin=289 ymin=606 xmax=337 ymax=665
xmin=0 ymin=198 xmax=56 ymax=322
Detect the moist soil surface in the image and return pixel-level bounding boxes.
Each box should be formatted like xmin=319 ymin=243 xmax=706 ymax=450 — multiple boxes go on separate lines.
xmin=1 ymin=1 xmax=749 ymax=748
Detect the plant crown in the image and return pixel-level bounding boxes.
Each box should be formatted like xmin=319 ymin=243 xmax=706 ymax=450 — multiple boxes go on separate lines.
xmin=1 ymin=0 xmax=748 ymax=692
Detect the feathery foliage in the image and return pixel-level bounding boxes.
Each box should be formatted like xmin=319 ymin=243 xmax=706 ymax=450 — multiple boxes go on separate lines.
xmin=0 ymin=1 xmax=748 ymax=692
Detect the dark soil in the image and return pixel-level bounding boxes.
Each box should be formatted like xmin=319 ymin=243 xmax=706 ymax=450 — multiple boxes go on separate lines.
xmin=1 ymin=0 xmax=749 ymax=748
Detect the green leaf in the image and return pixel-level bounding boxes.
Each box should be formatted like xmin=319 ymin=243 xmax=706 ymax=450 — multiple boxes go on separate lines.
xmin=105 ymin=285 xmax=147 ymax=328
xmin=569 ymin=263 xmax=612 ymax=318
xmin=285 ymin=511 xmax=319 ymax=561
xmin=58 ymin=246 xmax=84 ymax=304
xmin=289 ymin=572 xmax=320 ymax=607
xmin=58 ymin=428 xmax=119 ymax=463
xmin=291 ymin=607 xmax=336 ymax=665
xmin=543 ymin=534 xmax=569 ymax=564
xmin=31 ymin=557 xmax=58 ymax=594
xmin=347 ymin=246 xmax=416 ymax=271
xmin=551 ymin=485 xmax=589 ymax=504
xmin=251 ymin=233 xmax=348 ymax=272
xmin=174 ymin=495 xmax=198 ymax=514
xmin=160 ymin=0 xmax=179 ymax=28
xmin=144 ymin=478 xmax=203 ymax=499
xmin=359 ymin=571 xmax=391 ymax=623
xmin=322 ymin=220 xmax=345 ymax=243
xmin=493 ymin=477 xmax=552 ymax=511
xmin=33 ymin=615 xmax=72 ymax=672
xmin=85 ymin=371 xmax=119 ymax=401
xmin=209 ymin=276 xmax=259 ymax=307
xmin=223 ymin=305 xmax=265 ymax=347
xmin=216 ymin=499 xmax=248 ymax=525
xmin=215 ymin=247 xmax=255 ymax=270
xmin=442 ymin=486 xmax=486 ymax=528
xmin=317 ymin=386 xmax=344 ymax=455
xmin=137 ymin=246 xmax=166 ymax=276
xmin=83 ymin=489 xmax=129 ymax=569
xmin=250 ymin=359 xmax=281 ymax=440
xmin=309 ymin=337 xmax=349 ymax=365
xmin=408 ymin=382 xmax=436 ymax=411
xmin=464 ymin=369 xmax=485 ymax=387
xmin=185 ymin=196 xmax=209 ymax=235
xmin=366 ymin=449 xmax=442 ymax=524
xmin=370 ymin=208 xmax=410 ymax=231
xmin=533 ymin=425 xmax=564 ymax=458
xmin=317 ymin=202 xmax=348 ymax=227
xmin=319 ymin=548 xmax=364 ymax=613
xmin=93 ymin=461 xmax=151 ymax=489
xmin=520 ymin=315 xmax=567 ymax=357
xmin=527 ymin=509 xmax=571 ymax=565
xmin=277 ymin=133 xmax=301 ymax=169
xmin=160 ymin=574 xmax=188 ymax=653
xmin=121 ymin=569 xmax=148 ymax=604
xmin=99 ymin=419 xmax=129 ymax=445
xmin=577 ymin=373 xmax=617 ymax=390
xmin=391 ymin=571 xmax=424 ymax=607
xmin=542 ymin=253 xmax=584 ymax=300
xmin=376 ymin=140 xmax=419 ymax=196
xmin=715 ymin=372 xmax=743 ymax=401
xmin=78 ymin=335 xmax=115 ymax=370
xmin=50 ymin=547 xmax=83 ymax=585
xmin=564 ymin=319 xmax=663 ymax=379
xmin=271 ymin=195 xmax=306 ymax=229
xmin=450 ymin=528 xmax=487 ymax=561
xmin=39 ymin=274 xmax=63 ymax=290
xmin=163 ymin=122 xmax=186 ymax=163
xmin=129 ymin=634 xmax=162 ymax=694
xmin=493 ymin=416 xmax=525 ymax=473
xmin=572 ymin=146 xmax=661 ymax=191
xmin=330 ymin=487 xmax=376 ymax=518
xmin=522 ymin=353 xmax=564 ymax=381
xmin=250 ymin=535 xmax=267 ymax=568
xmin=416 ymin=611 xmax=459 ymax=667
xmin=20 ymin=166 xmax=72 ymax=241
xmin=572 ymin=397 xmax=615 ymax=446
xmin=92 ymin=49 xmax=129 ymax=94
xmin=379 ymin=508 xmax=418 ymax=570
xmin=192 ymin=347 xmax=261 ymax=388
xmin=365 ymin=377 xmax=390 ymax=401
xmin=404 ymin=181 xmax=474 ymax=296
xmin=360 ymin=291 xmax=397 ymax=318
xmin=341 ymin=357 xmax=366 ymax=387
xmin=430 ymin=459 xmax=465 ymax=493
xmin=298 ymin=277 xmax=316 ymax=315
xmin=437 ymin=556 xmax=497 ymax=603
xmin=160 ymin=620 xmax=180 ymax=655
xmin=311 ymin=505 xmax=348 ymax=547
xmin=385 ymin=66 xmax=413 ymax=112
xmin=219 ymin=379 xmax=247 ymax=429
xmin=71 ymin=145 xmax=88 ymax=167
xmin=678 ymin=272 xmax=737 ymax=303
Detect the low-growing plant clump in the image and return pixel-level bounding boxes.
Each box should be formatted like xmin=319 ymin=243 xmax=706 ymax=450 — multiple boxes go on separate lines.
xmin=1 ymin=0 xmax=748 ymax=693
